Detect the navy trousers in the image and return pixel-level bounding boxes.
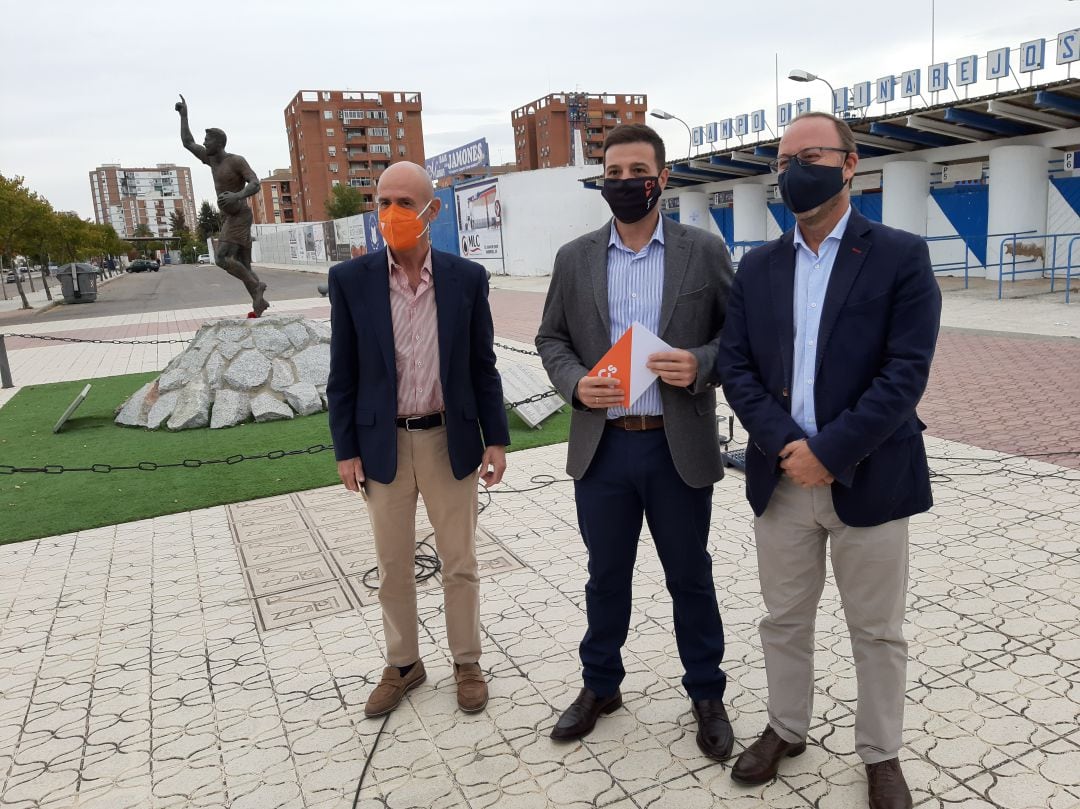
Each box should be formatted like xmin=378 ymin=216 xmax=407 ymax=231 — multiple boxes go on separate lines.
xmin=574 ymin=426 xmax=727 ymax=701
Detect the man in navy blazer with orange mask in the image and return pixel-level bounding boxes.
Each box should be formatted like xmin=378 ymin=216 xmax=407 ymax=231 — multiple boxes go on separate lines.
xmin=717 ymin=113 xmax=940 ymax=809
xmin=326 ymin=162 xmax=509 ymax=720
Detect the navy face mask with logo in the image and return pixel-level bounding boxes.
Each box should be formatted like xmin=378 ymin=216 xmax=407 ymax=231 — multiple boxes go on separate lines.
xmin=601 ymin=177 xmax=663 ymax=224
xmin=778 ymin=161 xmax=846 ymax=214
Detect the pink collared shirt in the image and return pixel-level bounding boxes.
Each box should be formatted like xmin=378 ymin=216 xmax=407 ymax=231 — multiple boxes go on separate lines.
xmin=388 ymin=250 xmax=443 ymax=416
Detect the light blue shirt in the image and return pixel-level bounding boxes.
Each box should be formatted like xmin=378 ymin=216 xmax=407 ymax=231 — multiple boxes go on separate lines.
xmin=607 ymin=216 xmax=665 ymax=417
xmin=791 ymin=206 xmax=852 ymax=437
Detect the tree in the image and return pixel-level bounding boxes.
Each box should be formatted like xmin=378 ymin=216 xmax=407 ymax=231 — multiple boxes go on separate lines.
xmin=325 ymin=184 xmax=365 ymax=219
xmin=97 ymin=225 xmax=129 ymax=260
xmin=196 ymin=200 xmax=222 ymax=244
xmin=50 ymin=213 xmax=99 ymax=264
xmin=22 ymin=197 xmax=58 ymax=300
xmin=169 ymin=209 xmax=198 ymax=263
xmin=0 ymin=173 xmax=43 ymax=309
xmin=169 ymin=210 xmax=188 ymax=237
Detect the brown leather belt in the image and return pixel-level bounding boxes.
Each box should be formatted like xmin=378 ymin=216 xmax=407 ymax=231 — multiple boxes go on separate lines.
xmin=606 ymin=415 xmax=664 ymax=431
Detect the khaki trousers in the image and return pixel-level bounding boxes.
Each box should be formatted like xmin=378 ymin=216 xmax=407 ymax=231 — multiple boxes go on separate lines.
xmin=365 ymin=426 xmax=481 ymax=666
xmin=754 ymin=477 xmax=910 ymax=763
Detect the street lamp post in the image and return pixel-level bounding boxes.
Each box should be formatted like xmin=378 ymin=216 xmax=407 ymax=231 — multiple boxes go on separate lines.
xmin=649 ymin=108 xmax=693 ymax=160
xmin=788 ymin=69 xmax=840 ymax=115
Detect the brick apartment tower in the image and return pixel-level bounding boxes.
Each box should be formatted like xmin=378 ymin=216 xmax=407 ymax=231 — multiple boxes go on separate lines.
xmin=88 ymin=164 xmax=197 ymax=239
xmin=511 ymin=92 xmax=648 ymax=171
xmin=251 ymin=169 xmax=296 ymax=225
xmin=284 ymin=90 xmax=425 ymax=222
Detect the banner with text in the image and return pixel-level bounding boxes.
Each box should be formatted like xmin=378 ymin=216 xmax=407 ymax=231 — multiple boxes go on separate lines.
xmin=455 ymin=179 xmax=503 ymax=260
xmin=426 ymin=138 xmax=490 ymax=182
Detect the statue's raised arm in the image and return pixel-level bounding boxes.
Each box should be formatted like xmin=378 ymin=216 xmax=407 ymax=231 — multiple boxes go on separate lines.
xmin=175 ymin=94 xmax=208 ymax=164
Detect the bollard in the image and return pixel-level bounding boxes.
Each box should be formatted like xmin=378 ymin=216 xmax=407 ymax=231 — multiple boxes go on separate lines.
xmin=0 ymin=334 xmax=12 ymax=389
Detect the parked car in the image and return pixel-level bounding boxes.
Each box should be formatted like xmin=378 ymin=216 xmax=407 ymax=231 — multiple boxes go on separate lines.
xmin=127 ymin=259 xmax=158 ymax=273
xmin=197 ymin=254 xmax=211 ymax=265
xmin=3 ymin=266 xmax=30 ymax=283
xmin=149 ymin=259 xmax=160 ymax=270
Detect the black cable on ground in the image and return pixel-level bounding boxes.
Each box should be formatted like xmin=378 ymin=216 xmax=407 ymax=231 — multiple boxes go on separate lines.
xmin=357 ymin=476 xmax=575 ymax=590
xmin=351 ymin=713 xmax=390 ymax=809
xmin=359 ymin=537 xmax=442 ymax=591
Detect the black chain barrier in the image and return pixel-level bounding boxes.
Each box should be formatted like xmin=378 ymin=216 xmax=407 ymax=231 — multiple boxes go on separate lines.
xmin=7 ymin=334 xmax=536 ymax=353
xmin=494 ymin=341 xmax=541 ymax=357
xmin=0 ymin=388 xmax=564 ymax=476
xmin=1 ymin=332 xmax=192 ymax=345
xmin=0 ymin=444 xmax=334 ymax=476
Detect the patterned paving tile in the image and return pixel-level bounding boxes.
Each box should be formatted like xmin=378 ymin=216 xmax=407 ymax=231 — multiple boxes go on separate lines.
xmin=0 ymin=434 xmax=1078 ymax=807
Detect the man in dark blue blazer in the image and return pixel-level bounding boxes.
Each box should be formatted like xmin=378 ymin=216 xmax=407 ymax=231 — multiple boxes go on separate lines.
xmin=326 ymin=162 xmax=509 ymax=719
xmin=716 ymin=113 xmax=940 ymax=809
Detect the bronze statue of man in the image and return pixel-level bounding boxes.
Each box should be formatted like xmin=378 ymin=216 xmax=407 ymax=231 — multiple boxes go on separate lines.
xmin=175 ymin=94 xmax=269 ymax=316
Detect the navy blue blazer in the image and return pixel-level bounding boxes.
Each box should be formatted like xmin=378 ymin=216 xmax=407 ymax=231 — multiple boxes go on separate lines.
xmin=716 ymin=209 xmax=942 ymax=527
xmin=326 ymin=248 xmax=510 ymax=484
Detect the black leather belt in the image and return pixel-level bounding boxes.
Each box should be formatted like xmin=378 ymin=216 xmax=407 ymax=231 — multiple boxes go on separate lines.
xmin=395 ymin=412 xmax=445 ymax=431
xmin=606 ymin=415 xmax=664 ymax=431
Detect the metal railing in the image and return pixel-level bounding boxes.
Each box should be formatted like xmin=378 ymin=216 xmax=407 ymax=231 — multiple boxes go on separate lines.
xmin=996 ymin=231 xmax=1080 ymax=301
xmin=725 ymin=228 xmax=1076 ymax=304
xmin=926 ymin=230 xmax=1036 ymax=289
xmin=1065 ymin=236 xmax=1080 ymax=305
xmin=727 ymin=240 xmax=766 ymax=263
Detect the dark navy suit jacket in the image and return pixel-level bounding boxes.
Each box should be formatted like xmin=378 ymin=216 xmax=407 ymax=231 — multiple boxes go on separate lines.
xmin=326 ymin=248 xmax=510 ymax=484
xmin=716 ymin=209 xmax=942 ymax=527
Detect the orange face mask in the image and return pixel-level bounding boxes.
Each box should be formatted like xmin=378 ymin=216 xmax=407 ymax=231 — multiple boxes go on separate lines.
xmin=378 ymin=200 xmax=432 ymax=253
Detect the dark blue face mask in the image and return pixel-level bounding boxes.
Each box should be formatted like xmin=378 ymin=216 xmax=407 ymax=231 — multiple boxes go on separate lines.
xmin=777 ymin=160 xmax=846 ymax=214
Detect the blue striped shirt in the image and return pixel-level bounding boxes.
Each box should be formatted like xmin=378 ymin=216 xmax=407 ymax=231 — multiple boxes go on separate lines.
xmin=607 ymin=217 xmax=665 ymax=417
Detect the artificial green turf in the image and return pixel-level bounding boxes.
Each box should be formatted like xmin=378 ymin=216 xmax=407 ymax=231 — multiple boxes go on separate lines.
xmin=0 ymin=372 xmax=570 ymax=544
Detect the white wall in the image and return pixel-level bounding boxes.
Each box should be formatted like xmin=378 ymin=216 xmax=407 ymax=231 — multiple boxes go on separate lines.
xmin=986 ymin=146 xmax=1052 ymax=281
xmin=497 ymin=165 xmax=611 ymax=277
xmin=925 ymin=194 xmax=983 ymax=279
xmin=1047 ymin=181 xmax=1080 ymax=278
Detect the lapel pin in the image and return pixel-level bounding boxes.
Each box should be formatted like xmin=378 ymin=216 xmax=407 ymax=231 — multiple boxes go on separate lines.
xmin=852 ymin=247 xmax=862 ymax=254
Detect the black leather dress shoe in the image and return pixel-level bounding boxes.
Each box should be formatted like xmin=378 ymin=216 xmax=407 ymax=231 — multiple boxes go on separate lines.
xmin=691 ymin=699 xmax=734 ymax=760
xmin=550 ymin=688 xmax=623 ymax=741
xmin=866 ymin=758 xmax=912 ymax=809
xmin=731 ymin=725 xmax=807 ymax=785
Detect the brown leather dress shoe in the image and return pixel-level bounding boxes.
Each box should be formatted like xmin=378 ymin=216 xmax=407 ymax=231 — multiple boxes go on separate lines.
xmin=730 ymin=725 xmax=807 ymax=785
xmin=364 ymin=662 xmax=426 ymax=718
xmin=454 ymin=663 xmax=488 ymax=713
xmin=550 ymin=688 xmax=623 ymax=741
xmin=866 ymin=758 xmax=912 ymax=809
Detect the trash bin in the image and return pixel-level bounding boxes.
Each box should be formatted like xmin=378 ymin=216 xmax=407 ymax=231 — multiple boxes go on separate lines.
xmin=57 ymin=263 xmax=99 ymax=304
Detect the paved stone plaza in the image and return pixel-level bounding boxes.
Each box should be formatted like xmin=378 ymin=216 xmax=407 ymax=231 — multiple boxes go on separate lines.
xmin=0 ymin=275 xmax=1078 ymax=808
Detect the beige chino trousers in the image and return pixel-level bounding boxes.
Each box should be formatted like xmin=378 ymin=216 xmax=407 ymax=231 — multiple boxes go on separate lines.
xmin=365 ymin=426 xmax=481 ymax=666
xmin=754 ymin=477 xmax=910 ymax=763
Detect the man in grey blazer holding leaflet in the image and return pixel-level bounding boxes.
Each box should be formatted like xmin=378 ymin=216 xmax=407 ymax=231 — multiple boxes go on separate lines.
xmin=536 ymin=123 xmax=736 ymax=761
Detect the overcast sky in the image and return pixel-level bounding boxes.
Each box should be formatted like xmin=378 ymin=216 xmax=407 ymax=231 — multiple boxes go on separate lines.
xmin=1 ymin=0 xmax=1077 ymax=220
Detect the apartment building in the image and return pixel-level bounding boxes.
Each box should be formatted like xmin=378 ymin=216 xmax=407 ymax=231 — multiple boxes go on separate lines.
xmin=511 ymin=92 xmax=648 ymax=170
xmin=284 ymin=89 xmax=424 ymax=221
xmin=88 ymin=163 xmax=196 ymax=238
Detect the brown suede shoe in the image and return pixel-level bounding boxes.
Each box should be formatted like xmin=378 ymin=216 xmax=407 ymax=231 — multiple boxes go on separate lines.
xmin=364 ymin=662 xmax=426 ymax=718
xmin=454 ymin=662 xmax=488 ymax=712
xmin=866 ymin=758 xmax=912 ymax=809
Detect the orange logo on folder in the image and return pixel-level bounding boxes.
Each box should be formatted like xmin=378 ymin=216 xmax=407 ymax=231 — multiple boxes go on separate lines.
xmin=588 ymin=322 xmax=673 ymax=409
xmin=588 ymin=327 xmax=634 ymax=408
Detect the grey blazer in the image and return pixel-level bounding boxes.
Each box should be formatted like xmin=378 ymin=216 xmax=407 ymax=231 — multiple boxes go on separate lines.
xmin=535 ymin=216 xmax=734 ymax=488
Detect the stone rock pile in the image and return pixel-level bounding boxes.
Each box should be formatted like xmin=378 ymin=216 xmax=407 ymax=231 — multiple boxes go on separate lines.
xmin=114 ymin=315 xmax=331 ymax=430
